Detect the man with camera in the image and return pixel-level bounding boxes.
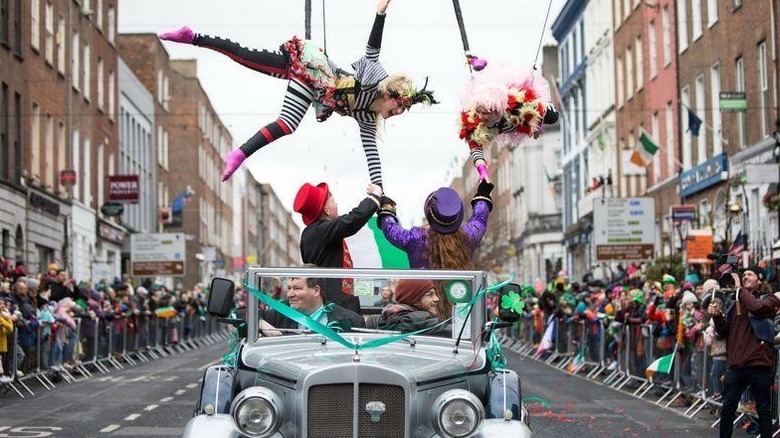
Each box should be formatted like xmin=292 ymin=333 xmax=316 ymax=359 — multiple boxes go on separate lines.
xmin=708 ymin=266 xmax=780 ymax=438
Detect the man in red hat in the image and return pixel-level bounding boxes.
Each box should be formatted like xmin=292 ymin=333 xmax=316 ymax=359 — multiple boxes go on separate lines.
xmin=294 ymin=182 xmax=383 ymax=312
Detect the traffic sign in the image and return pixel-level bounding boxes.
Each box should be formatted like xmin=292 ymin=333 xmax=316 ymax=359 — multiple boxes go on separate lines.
xmin=593 ymin=197 xmax=655 ymax=261
xmin=670 ymin=205 xmax=697 ymax=223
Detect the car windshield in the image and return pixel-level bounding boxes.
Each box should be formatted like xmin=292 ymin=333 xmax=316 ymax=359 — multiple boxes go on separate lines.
xmin=238 ymin=267 xmax=490 ymax=345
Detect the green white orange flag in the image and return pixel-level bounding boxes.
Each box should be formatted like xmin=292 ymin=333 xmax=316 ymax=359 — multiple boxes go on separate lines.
xmin=630 ymin=131 xmax=660 ymax=167
xmin=345 ymin=217 xmax=410 ymax=268
xmin=645 ymin=352 xmax=674 ymax=378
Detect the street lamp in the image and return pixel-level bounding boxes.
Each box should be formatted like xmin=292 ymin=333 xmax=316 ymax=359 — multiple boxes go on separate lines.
xmin=725 ymin=200 xmax=743 ymax=250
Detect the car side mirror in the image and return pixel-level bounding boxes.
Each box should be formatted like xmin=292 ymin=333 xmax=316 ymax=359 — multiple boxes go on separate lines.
xmin=498 ymin=283 xmax=521 ymax=323
xmin=207 ymin=277 xmax=235 ymax=317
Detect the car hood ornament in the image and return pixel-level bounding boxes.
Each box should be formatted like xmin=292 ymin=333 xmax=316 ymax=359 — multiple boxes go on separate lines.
xmin=365 ymin=401 xmax=386 ymax=422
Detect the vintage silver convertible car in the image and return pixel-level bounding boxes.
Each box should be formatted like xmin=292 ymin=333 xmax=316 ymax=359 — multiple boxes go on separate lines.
xmin=182 ymin=267 xmax=533 ymax=438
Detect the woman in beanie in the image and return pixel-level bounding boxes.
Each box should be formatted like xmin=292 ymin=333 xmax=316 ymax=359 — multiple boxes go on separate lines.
xmin=374 ymin=279 xmax=445 ymax=334
xmin=378 ymin=181 xmax=494 ymax=317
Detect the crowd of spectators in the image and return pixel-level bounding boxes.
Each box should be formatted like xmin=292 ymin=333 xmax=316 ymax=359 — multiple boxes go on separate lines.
xmin=0 ymin=257 xmax=209 ymax=384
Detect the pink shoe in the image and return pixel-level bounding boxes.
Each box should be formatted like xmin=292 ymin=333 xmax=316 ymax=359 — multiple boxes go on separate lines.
xmin=221 ymin=149 xmax=247 ymax=181
xmin=468 ymin=55 xmax=488 ymax=72
xmin=158 ymin=26 xmax=196 ymax=44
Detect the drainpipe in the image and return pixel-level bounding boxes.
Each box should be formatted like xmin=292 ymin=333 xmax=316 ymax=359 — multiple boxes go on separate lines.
xmin=771 ymin=0 xmax=778 ymax=116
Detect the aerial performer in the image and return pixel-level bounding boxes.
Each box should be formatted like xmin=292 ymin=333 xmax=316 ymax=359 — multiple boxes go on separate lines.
xmin=451 ymin=0 xmax=559 ymax=181
xmin=459 ymin=68 xmax=559 ymax=181
xmin=158 ymin=0 xmax=437 ymax=186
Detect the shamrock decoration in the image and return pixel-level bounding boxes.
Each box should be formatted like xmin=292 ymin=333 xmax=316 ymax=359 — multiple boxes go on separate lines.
xmin=501 ymin=291 xmax=525 ymax=315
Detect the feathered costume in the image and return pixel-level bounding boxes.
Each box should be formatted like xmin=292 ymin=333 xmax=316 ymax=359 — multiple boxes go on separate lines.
xmin=458 ymin=67 xmax=557 ymax=179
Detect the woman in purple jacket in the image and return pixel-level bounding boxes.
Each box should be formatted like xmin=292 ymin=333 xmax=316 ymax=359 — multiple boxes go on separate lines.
xmin=378 ymin=181 xmax=493 ymax=316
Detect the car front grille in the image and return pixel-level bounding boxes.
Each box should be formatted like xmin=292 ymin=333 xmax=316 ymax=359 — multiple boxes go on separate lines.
xmin=307 ymin=383 xmax=405 ymax=438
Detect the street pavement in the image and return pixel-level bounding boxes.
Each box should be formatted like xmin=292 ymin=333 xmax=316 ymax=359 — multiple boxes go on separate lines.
xmin=0 ymin=341 xmax=224 ymax=438
xmin=507 ymin=350 xmax=732 ymax=438
xmin=0 ymin=337 xmax=752 ymax=437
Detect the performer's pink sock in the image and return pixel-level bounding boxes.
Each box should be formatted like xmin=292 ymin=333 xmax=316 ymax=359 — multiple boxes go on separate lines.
xmin=476 ymin=163 xmax=489 ymax=181
xmin=221 ymin=149 xmax=247 ymax=182
xmin=158 ymin=26 xmax=196 ymax=44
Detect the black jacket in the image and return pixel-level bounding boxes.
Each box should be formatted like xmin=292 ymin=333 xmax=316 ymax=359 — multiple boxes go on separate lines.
xmin=259 ymin=304 xmax=366 ymax=332
xmin=299 ymin=196 xmax=378 ymax=310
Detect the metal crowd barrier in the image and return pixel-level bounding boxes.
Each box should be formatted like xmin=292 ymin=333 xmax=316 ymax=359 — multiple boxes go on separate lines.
xmin=0 ymin=312 xmax=229 ymax=398
xmin=500 ymin=313 xmax=754 ymax=431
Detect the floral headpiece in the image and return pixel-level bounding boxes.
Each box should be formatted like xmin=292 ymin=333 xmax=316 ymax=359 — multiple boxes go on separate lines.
xmin=390 ymin=77 xmax=439 ymax=108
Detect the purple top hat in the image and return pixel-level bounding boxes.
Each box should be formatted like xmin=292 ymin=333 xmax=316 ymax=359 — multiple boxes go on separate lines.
xmin=424 ymin=187 xmax=464 ymax=234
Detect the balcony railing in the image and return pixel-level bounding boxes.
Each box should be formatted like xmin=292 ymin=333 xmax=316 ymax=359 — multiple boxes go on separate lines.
xmin=522 ymin=213 xmax=563 ymax=235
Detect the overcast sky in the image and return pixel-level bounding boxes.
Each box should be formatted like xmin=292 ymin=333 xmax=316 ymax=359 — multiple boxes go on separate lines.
xmin=119 ymin=0 xmax=566 ymax=226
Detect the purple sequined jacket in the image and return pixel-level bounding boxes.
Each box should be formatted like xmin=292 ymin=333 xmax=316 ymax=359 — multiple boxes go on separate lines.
xmin=378 ymin=200 xmax=491 ymax=269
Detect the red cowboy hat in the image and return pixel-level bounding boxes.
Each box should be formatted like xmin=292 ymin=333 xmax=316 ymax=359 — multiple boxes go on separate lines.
xmin=293 ymin=182 xmax=330 ymax=225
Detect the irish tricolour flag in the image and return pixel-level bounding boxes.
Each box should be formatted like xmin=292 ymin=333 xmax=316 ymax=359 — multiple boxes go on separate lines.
xmin=345 ymin=218 xmax=409 ymax=268
xmin=645 ymin=352 xmax=674 ymax=378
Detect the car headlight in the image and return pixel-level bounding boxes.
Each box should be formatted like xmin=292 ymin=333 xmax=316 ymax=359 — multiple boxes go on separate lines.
xmin=431 ymin=389 xmax=485 ymax=438
xmin=230 ymin=386 xmax=283 ymax=438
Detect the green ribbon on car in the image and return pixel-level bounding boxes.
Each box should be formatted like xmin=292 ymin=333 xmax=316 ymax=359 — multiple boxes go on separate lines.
xmin=242 ymin=273 xmax=514 ymax=354
xmin=222 ymin=310 xmax=245 ymax=367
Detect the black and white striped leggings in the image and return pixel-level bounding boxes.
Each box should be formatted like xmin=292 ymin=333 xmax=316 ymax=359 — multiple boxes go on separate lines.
xmin=193 ymin=35 xmax=383 ymax=187
xmin=194 ymin=35 xmax=312 ymax=156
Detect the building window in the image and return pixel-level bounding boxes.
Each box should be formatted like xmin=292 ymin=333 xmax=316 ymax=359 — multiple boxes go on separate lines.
xmin=707 ymin=0 xmax=718 ymax=27
xmin=83 ymin=42 xmax=91 ymax=102
xmin=735 ymin=57 xmax=746 ymax=148
xmin=72 ymin=129 xmax=80 ymax=201
xmin=649 ymin=21 xmax=658 ymax=79
xmin=71 ymin=30 xmax=80 ymax=91
xmin=692 ymin=0 xmax=702 ymax=40
xmin=56 ymin=15 xmax=65 ymax=74
xmin=699 ymin=199 xmax=711 ymax=228
xmin=57 ymin=121 xmax=65 ymax=191
xmin=0 ymin=0 xmax=8 ymax=44
xmin=661 ymin=6 xmax=671 ymax=66
xmin=96 ymin=0 xmax=103 ymax=31
xmin=695 ymin=74 xmax=706 ymax=164
xmin=652 ymin=112 xmax=660 ymax=182
xmin=677 ymin=0 xmax=688 ymax=52
xmin=107 ymin=6 xmax=115 ymax=44
xmin=31 ymin=103 xmax=40 ymax=179
xmin=13 ymin=92 xmax=20 ymax=183
xmin=616 ymin=55 xmax=624 ymax=107
xmin=44 ymin=113 xmax=53 ymax=188
xmin=665 ymin=101 xmax=674 ymax=176
xmin=710 ymin=62 xmax=721 ymax=156
xmin=12 ymin=0 xmax=20 ymax=54
xmin=83 ymin=137 xmax=91 ymax=204
xmin=97 ymin=57 xmax=104 ymax=111
xmin=1 ymin=83 xmax=7 ymax=181
xmin=636 ymin=36 xmax=643 ymax=92
xmin=681 ymin=86 xmax=691 ymax=169
xmin=626 ymin=45 xmax=634 ymax=99
xmin=758 ymin=41 xmax=769 ymax=138
xmin=31 ymin=0 xmax=39 ymax=51
xmin=44 ymin=2 xmax=54 ymax=64
xmin=108 ymin=69 xmax=115 ymax=120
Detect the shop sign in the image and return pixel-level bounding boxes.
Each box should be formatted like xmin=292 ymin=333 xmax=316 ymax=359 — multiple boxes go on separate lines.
xmin=100 ymin=202 xmax=124 ymax=217
xmin=29 ymin=192 xmax=60 ymax=216
xmin=108 ymin=175 xmax=140 ymax=203
xmin=98 ymin=220 xmax=128 ymax=245
xmin=679 ymin=153 xmax=728 ymax=198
